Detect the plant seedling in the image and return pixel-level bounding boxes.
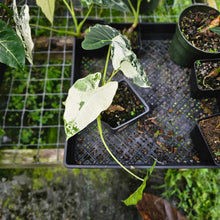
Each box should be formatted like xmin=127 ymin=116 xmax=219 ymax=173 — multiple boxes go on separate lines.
xmin=35 ymin=0 xmax=129 ymax=38
xmin=63 ymin=24 xmax=156 ymax=205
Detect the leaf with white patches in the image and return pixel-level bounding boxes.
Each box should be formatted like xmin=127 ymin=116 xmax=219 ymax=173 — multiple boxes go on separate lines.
xmin=111 ymin=35 xmax=150 ymax=88
xmin=64 ymin=72 xmax=118 ymax=139
xmin=13 ymin=0 xmax=34 ymax=64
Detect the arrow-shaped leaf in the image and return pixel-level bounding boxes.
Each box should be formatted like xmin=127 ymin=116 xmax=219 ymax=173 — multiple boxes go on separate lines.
xmin=64 ymin=72 xmax=118 ymax=139
xmin=82 ymin=24 xmax=120 ymax=50
xmin=0 ymin=19 xmax=25 ymax=69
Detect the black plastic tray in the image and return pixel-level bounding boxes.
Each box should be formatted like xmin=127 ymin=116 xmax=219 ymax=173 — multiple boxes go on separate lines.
xmin=64 ymin=23 xmax=219 ymax=168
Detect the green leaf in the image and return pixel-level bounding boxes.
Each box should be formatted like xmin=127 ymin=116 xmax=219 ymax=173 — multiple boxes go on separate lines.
xmin=82 ymin=24 xmax=120 ymax=50
xmin=0 ymin=128 xmax=5 ymax=137
xmin=36 ymin=0 xmax=55 ymax=25
xmin=63 ymin=72 xmax=118 ymax=139
xmin=80 ymin=0 xmax=129 ymax=11
xmin=0 ymin=3 xmax=13 ymax=17
xmin=0 ymin=19 xmax=25 ymax=69
xmin=13 ymin=0 xmax=34 ymax=64
xmin=210 ymin=27 xmax=220 ymax=35
xmin=111 ymin=35 xmax=150 ymax=88
xmin=122 ymin=160 xmax=157 ymax=206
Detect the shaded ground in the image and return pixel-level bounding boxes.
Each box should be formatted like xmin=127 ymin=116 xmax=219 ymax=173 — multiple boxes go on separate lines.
xmin=0 ymin=168 xmax=166 ymax=220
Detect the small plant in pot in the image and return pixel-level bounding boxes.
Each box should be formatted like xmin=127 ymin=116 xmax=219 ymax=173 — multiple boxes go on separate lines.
xmin=169 ymin=4 xmax=220 ymax=67
xmin=191 ymin=113 xmax=220 ymax=167
xmin=63 ymin=24 xmax=156 ymax=205
xmin=190 ymin=58 xmax=220 ymax=98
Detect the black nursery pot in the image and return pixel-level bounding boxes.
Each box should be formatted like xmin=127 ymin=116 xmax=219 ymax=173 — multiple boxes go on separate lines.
xmin=190 ymin=113 xmax=220 ymax=167
xmin=124 ymin=0 xmax=161 ymax=14
xmin=169 ymin=5 xmax=220 ymax=67
xmin=101 ymin=79 xmax=150 ymax=132
xmin=190 ymin=58 xmax=220 ymax=99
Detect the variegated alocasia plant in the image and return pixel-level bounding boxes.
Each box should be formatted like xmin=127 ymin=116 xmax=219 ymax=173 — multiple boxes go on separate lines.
xmin=64 ymin=24 xmax=156 ymax=206
xmin=35 ymin=0 xmax=129 ymax=38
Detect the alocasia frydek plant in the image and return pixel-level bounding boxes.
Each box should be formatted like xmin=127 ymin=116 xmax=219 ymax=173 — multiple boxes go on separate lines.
xmin=35 ymin=0 xmax=129 ymax=38
xmin=63 ymin=24 xmax=157 ymax=205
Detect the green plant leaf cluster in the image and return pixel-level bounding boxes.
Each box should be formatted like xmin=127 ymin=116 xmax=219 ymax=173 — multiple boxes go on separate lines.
xmin=122 ymin=160 xmax=156 ymax=206
xmin=159 ymin=169 xmax=220 ymax=220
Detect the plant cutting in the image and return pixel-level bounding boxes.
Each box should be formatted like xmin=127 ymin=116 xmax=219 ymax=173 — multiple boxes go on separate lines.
xmin=35 ymin=0 xmax=129 ymax=38
xmin=169 ymin=4 xmax=220 ymax=67
xmin=63 ymin=24 xmax=156 ymax=205
xmin=190 ymin=58 xmax=220 ymax=98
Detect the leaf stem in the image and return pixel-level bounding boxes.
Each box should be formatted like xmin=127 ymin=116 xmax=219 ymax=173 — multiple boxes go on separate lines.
xmin=77 ymin=4 xmax=94 ymax=36
xmin=97 ymin=115 xmax=144 ymax=182
xmin=63 ymin=0 xmax=78 ymax=31
xmin=102 ymin=44 xmax=111 ymax=85
xmin=107 ymin=69 xmax=119 ymax=83
xmin=127 ymin=0 xmax=142 ymax=33
xmin=30 ymin=24 xmax=77 ymax=36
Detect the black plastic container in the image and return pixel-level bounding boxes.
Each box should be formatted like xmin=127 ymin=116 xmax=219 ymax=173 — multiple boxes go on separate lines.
xmin=190 ymin=113 xmax=220 ymax=167
xmin=101 ymin=79 xmax=150 ymax=132
xmin=64 ymin=23 xmax=219 ymax=169
xmin=169 ymin=5 xmax=220 ymax=67
xmin=124 ymin=0 xmax=161 ymax=14
xmin=190 ymin=59 xmax=220 ymax=99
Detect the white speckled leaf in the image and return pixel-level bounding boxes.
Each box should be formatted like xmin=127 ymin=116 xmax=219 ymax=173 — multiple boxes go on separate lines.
xmin=64 ymin=72 xmax=118 ymax=139
xmin=111 ymin=35 xmax=150 ymax=88
xmin=13 ymin=0 xmax=34 ymax=64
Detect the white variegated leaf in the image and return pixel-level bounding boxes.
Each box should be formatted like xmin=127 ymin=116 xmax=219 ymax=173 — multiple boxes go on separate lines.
xmin=111 ymin=35 xmax=150 ymax=88
xmin=13 ymin=0 xmax=34 ymax=64
xmin=64 ymin=72 xmax=118 ymax=139
xmin=36 ymin=0 xmax=55 ymax=25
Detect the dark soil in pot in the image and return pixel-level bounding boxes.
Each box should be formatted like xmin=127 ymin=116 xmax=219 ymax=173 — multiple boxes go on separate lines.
xmin=180 ymin=9 xmax=220 ymax=53
xmin=101 ymin=81 xmax=146 ymax=129
xmin=199 ymin=115 xmax=220 ymax=165
xmin=195 ymin=59 xmax=220 ymax=90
